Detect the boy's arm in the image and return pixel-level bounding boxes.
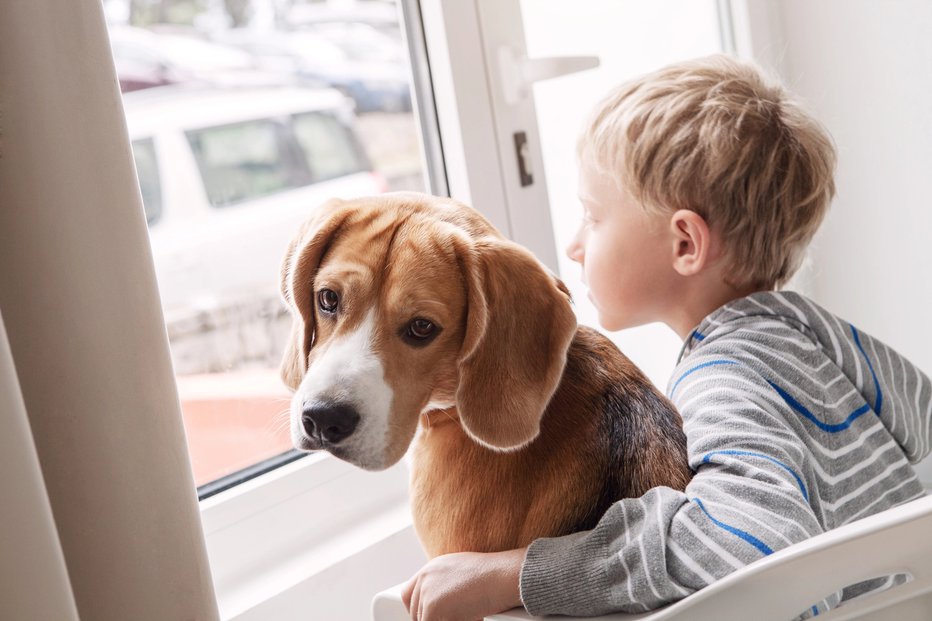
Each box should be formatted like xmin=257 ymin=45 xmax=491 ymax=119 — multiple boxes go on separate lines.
xmin=520 ymin=359 xmax=831 ymax=617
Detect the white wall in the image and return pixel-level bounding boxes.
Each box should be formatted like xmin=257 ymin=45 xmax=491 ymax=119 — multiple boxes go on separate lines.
xmin=738 ymin=0 xmax=932 ymax=482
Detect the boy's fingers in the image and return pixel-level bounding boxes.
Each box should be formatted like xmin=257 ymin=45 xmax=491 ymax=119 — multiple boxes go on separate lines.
xmin=401 ymin=573 xmax=418 ymax=611
xmin=408 ymin=576 xmax=422 ymax=621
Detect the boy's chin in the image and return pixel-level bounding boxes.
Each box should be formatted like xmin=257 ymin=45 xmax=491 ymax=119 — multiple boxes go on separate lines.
xmin=596 ymin=308 xmax=649 ymax=333
xmin=597 ymin=312 xmax=630 ymax=333
xmin=589 ymin=297 xmax=621 ymax=331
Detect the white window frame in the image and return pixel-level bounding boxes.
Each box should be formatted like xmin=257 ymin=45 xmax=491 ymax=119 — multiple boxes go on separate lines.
xmin=416 ymin=0 xmax=561 ymax=271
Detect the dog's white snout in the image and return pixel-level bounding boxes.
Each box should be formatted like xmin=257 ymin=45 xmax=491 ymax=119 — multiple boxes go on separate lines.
xmin=292 ymin=310 xmax=393 ymax=464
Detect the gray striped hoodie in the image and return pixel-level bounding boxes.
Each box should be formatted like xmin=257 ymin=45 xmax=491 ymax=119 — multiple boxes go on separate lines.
xmin=520 ymin=291 xmax=931 ymax=618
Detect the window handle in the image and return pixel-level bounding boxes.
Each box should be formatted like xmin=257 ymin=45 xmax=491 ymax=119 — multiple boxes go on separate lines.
xmin=497 ymin=46 xmax=599 ymax=105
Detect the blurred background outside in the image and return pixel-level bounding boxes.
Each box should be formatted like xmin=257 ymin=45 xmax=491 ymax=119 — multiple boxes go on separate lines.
xmin=104 ymin=0 xmax=424 ymax=489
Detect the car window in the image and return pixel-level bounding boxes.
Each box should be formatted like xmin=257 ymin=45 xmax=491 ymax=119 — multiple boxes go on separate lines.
xmin=291 ymin=111 xmax=369 ymax=182
xmin=131 ymin=138 xmax=163 ymax=225
xmin=186 ymin=118 xmax=312 ymax=207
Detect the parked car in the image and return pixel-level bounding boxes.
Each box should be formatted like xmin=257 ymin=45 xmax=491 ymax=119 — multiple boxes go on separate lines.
xmin=109 ymin=26 xmax=288 ymax=92
xmin=300 ymin=21 xmax=407 ymax=65
xmin=123 ymin=85 xmax=385 ymax=368
xmin=215 ymin=29 xmax=412 ymax=113
xmin=286 ymin=2 xmax=403 ymax=40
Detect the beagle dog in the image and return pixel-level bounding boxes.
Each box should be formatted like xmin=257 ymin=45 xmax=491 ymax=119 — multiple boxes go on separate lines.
xmin=280 ymin=192 xmax=691 ymax=558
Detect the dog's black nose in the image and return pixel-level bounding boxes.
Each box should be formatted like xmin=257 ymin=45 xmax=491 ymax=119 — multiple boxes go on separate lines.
xmin=302 ymin=403 xmax=360 ymax=444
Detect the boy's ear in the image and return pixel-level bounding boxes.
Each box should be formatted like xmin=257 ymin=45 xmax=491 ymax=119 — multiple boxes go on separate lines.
xmin=669 ymin=209 xmax=715 ymax=276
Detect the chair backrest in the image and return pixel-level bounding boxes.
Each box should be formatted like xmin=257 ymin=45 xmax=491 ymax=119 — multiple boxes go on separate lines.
xmin=646 ymin=494 xmax=932 ymax=621
xmin=372 ymin=495 xmax=932 ymax=621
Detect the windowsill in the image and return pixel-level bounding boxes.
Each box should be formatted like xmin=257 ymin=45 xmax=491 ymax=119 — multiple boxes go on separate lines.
xmin=220 ymin=502 xmax=415 ymax=619
xmin=200 ymin=452 xmax=425 ymax=620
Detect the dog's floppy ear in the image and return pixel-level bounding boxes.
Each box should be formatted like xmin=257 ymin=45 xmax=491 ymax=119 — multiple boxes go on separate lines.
xmin=279 ymin=198 xmax=352 ymax=390
xmin=455 ymin=237 xmax=577 ymax=450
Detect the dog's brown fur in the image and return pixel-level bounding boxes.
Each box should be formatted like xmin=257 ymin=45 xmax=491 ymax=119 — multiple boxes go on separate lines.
xmin=411 ymin=327 xmax=692 ymax=556
xmin=280 ymin=193 xmax=692 ymax=558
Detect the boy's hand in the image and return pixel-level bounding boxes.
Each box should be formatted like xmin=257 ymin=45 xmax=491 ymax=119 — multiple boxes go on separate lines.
xmin=401 ymin=547 xmax=527 ymax=621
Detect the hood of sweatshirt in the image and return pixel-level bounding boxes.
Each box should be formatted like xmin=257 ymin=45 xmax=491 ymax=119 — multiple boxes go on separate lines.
xmin=677 ymin=290 xmax=932 ymax=463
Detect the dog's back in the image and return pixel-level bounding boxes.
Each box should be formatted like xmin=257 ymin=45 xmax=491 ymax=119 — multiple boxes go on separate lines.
xmin=410 ymin=326 xmax=691 ymax=557
xmin=559 ymin=327 xmax=691 ymax=533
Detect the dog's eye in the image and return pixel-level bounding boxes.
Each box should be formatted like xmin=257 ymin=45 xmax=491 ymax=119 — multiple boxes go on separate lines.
xmin=318 ymin=289 xmax=339 ymax=314
xmin=405 ymin=318 xmax=438 ymax=343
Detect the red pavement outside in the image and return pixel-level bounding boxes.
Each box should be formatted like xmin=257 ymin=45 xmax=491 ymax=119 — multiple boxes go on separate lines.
xmin=175 ymin=369 xmax=293 ymax=486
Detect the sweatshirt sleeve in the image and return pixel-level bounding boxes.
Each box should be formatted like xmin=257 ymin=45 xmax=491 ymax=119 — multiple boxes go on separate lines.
xmin=519 ymin=356 xmax=835 ymax=618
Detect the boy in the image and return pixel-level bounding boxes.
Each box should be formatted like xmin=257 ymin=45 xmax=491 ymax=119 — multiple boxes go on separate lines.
xmin=401 ymin=54 xmax=931 ymax=620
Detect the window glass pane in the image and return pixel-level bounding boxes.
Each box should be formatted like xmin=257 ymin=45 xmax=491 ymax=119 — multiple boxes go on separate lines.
xmin=292 ymin=111 xmax=368 ymax=181
xmin=131 ymin=137 xmax=163 ymax=224
xmin=187 ymin=119 xmax=310 ymax=207
xmin=108 ymin=0 xmax=425 ymax=492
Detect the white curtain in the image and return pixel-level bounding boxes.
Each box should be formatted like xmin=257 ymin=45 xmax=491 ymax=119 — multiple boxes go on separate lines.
xmin=0 ymin=1 xmax=219 ymax=619
xmin=0 ymin=313 xmax=80 ymax=620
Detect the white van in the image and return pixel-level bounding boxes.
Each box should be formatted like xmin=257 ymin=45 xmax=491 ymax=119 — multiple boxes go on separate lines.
xmin=125 ymin=85 xmax=385 ymax=370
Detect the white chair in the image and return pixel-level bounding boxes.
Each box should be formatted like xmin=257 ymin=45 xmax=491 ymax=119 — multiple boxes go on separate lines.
xmin=372 ymin=494 xmax=932 ymax=621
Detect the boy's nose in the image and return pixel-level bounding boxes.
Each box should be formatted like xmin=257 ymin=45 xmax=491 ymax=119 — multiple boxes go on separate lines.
xmin=566 ymin=233 xmax=584 ymax=264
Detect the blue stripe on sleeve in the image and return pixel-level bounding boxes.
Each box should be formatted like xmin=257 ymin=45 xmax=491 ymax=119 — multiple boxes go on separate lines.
xmin=692 ymin=498 xmax=774 ymax=556
xmin=702 ymin=450 xmax=809 ymax=502
xmin=669 ymin=359 xmax=738 ymax=397
xmin=850 ymin=324 xmax=883 ymax=416
xmin=768 ymin=381 xmax=873 ymax=433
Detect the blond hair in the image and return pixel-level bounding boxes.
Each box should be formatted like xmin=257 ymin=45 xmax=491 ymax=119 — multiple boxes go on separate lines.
xmin=580 ymin=54 xmax=836 ymax=290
